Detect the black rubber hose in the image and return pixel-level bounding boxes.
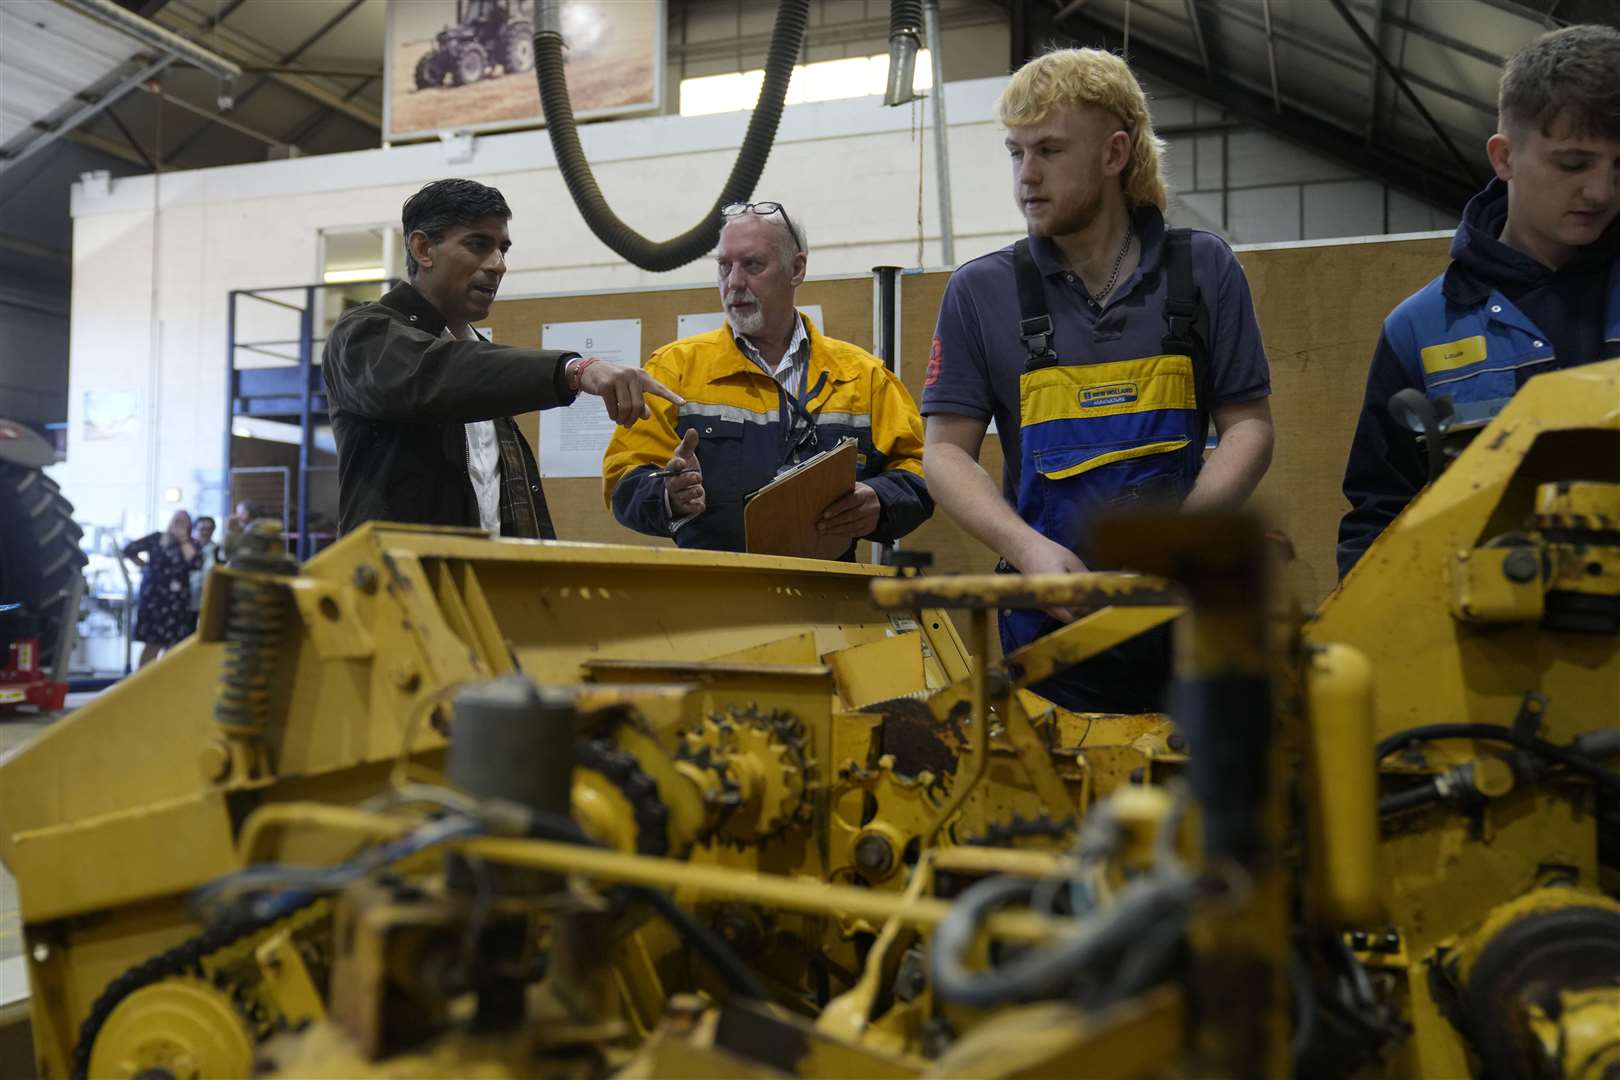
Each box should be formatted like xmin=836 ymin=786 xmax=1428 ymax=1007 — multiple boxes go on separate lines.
xmin=931 ymin=871 xmax=1196 ymax=1008
xmin=620 ymin=885 xmax=769 ymax=1001
xmin=1377 ymin=780 xmax=1445 ymax=818
xmin=890 ymin=0 xmax=923 ymax=41
xmin=533 ymin=0 xmax=811 ymax=272
xmin=1375 ymin=723 xmax=1620 ymax=794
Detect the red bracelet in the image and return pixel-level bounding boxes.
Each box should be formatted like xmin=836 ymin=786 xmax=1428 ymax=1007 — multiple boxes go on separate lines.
xmin=569 ymin=356 xmax=601 ymax=393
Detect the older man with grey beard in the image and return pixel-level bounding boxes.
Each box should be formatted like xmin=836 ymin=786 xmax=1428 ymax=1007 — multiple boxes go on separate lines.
xmin=601 ymin=201 xmax=933 ymax=555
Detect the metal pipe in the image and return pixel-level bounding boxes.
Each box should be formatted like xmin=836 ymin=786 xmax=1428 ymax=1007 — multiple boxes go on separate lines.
xmin=296 ymin=288 xmax=314 ymax=560
xmin=871 ymin=267 xmax=901 ymax=372
xmin=142 ymin=84 xmax=289 ymax=149
xmin=923 ymin=0 xmax=955 ymax=266
xmin=224 ymin=290 xmax=238 ymax=522
xmin=1363 ymin=0 xmax=1386 ymax=139
xmin=56 ymin=0 xmax=242 ymax=81
xmin=883 ymin=34 xmax=920 ymax=106
xmin=1260 ymin=0 xmax=1281 ymax=112
xmin=460 ymin=832 xmax=1059 ymax=943
xmin=883 ymin=1 xmax=924 ymax=106
xmin=923 ymin=607 xmax=991 ymax=847
xmin=1181 ymin=0 xmax=1213 ymax=78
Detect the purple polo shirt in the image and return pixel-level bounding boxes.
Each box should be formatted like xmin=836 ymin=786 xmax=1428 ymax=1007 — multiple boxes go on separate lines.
xmin=923 ymin=206 xmax=1271 ymax=503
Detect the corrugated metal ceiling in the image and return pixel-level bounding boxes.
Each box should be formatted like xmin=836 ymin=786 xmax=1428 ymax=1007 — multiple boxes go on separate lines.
xmin=0 ymin=1 xmax=146 ymax=154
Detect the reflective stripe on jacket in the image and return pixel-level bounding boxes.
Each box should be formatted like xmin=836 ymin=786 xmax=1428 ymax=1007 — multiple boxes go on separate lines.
xmin=603 ymin=315 xmax=931 ymax=554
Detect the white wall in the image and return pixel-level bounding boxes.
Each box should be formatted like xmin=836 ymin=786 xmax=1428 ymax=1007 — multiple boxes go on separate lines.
xmin=59 ymin=72 xmax=1455 ymax=533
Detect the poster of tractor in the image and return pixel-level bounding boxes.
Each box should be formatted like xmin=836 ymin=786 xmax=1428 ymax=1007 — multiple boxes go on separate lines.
xmin=385 ymin=0 xmax=663 ymax=142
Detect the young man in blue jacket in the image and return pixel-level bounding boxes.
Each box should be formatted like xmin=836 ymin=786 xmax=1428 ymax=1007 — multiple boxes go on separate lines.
xmin=1338 ymin=25 xmax=1620 ymax=577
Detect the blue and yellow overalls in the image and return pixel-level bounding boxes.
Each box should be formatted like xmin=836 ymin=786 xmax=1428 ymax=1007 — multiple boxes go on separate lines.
xmin=1001 ymin=230 xmax=1209 ymax=713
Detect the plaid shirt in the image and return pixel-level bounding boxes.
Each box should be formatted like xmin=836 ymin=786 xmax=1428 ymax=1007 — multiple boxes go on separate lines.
xmin=493 ymin=416 xmax=555 ymax=539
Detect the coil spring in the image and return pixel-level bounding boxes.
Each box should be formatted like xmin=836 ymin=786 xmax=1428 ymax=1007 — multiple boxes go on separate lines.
xmin=214 ymin=577 xmax=286 ymax=737
xmin=213 ymin=521 xmax=297 ymax=738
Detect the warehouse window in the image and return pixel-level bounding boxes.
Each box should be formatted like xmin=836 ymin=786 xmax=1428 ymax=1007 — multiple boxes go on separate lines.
xmin=680 ymin=50 xmax=933 ymax=116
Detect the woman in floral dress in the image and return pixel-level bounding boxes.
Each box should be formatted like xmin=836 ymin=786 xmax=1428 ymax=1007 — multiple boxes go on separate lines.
xmin=123 ymin=510 xmax=202 ymax=668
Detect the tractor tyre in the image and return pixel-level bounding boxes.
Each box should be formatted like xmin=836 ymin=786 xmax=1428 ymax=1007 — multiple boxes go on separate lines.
xmin=415 ymin=51 xmax=440 ymax=90
xmin=0 ymin=456 xmax=86 ymax=676
xmin=451 ymin=43 xmax=487 ymax=86
xmin=501 ymin=23 xmax=534 ymax=74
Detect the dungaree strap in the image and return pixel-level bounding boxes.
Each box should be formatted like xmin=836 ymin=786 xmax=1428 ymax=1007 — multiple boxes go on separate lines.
xmin=1160 ymin=228 xmax=1213 ymax=442
xmin=1013 ymin=239 xmax=1058 ymax=370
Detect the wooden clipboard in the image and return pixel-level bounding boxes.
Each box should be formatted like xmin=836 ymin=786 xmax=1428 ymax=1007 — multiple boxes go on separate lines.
xmin=744 ymin=439 xmax=859 ymax=560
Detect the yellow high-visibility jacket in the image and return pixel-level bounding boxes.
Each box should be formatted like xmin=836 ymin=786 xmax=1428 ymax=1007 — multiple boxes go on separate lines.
xmin=602 ymin=315 xmax=931 ymax=555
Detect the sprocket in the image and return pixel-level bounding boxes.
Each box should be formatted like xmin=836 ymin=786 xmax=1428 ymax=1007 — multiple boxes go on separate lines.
xmin=575 ymin=734 xmax=670 ymax=856
xmin=676 ymin=704 xmax=813 ymax=846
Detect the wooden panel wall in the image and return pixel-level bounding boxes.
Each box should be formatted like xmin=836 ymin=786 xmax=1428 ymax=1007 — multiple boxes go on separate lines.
xmin=895 ymin=236 xmax=1453 ymax=600
xmin=486 ymin=235 xmax=1451 ymax=602
xmin=484 ymin=276 xmax=873 ymax=546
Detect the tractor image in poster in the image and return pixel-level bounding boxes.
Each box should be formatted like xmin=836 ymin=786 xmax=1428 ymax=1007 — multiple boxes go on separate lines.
xmin=414 ymin=0 xmax=535 ymax=90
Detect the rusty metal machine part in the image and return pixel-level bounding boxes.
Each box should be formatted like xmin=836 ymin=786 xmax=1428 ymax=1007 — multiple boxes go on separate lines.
xmin=0 ymin=526 xmax=1173 ymax=1078
xmin=7 ymin=366 xmax=1619 ymax=1080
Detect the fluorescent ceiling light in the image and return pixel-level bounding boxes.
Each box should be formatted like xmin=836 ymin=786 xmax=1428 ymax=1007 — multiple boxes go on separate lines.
xmin=323 ymin=267 xmax=386 ymax=284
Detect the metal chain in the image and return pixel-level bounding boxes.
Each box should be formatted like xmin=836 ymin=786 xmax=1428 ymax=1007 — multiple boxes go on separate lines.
xmin=1089 ymin=226 xmax=1134 ymax=306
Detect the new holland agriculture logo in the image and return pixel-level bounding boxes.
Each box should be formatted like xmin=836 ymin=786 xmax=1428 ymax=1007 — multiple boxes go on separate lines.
xmin=1079 ymin=382 xmax=1138 ymax=408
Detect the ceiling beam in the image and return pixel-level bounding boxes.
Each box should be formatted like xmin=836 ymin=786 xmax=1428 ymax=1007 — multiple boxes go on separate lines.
xmin=66 ymin=128 xmax=150 ymax=167
xmin=1199 ymin=0 xmax=1492 ymax=133
xmin=141 ymin=83 xmax=290 ymax=149
xmin=0 ymin=233 xmax=70 ymax=265
xmin=1051 ymin=8 xmax=1479 ymax=212
xmin=1259 ymin=0 xmax=1281 ymax=112
xmin=281 ymin=75 xmax=376 ymax=147
xmin=1325 ymin=0 xmax=1475 ymax=182
xmin=104 ymin=104 xmax=158 ymax=170
xmin=154 ymin=6 xmax=380 ymax=130
xmin=164 ymin=0 xmax=369 ymax=162
xmin=1180 ymin=0 xmax=1214 ymax=78
xmin=1363 ymin=0 xmax=1385 ymax=141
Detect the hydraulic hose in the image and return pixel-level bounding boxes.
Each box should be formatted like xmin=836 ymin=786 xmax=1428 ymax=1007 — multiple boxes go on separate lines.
xmin=931 ymin=870 xmax=1196 ymax=1008
xmin=1375 ymin=723 xmax=1620 ymax=794
xmin=533 ymin=0 xmax=811 ymax=272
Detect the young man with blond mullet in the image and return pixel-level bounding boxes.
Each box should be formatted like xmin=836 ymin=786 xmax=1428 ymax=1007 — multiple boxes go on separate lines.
xmin=922 ymin=48 xmax=1274 ymax=714
xmin=1338 ymin=25 xmax=1620 ymax=577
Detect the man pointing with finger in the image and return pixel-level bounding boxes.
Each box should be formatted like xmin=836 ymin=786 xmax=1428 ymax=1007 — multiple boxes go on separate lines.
xmin=603 ymin=202 xmax=932 ymax=555
xmin=325 ymin=179 xmax=683 ymax=538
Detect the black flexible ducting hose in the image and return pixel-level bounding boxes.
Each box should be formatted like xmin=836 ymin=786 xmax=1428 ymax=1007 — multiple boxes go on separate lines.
xmin=890 ymin=0 xmax=923 ymax=44
xmin=931 ymin=871 xmax=1196 ymax=1008
xmin=1375 ymin=723 xmax=1620 ymax=794
xmin=533 ymin=1 xmax=811 ymax=272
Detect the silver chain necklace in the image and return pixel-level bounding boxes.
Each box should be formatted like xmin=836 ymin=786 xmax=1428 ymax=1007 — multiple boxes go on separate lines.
xmin=1088 ymin=226 xmax=1133 ymax=306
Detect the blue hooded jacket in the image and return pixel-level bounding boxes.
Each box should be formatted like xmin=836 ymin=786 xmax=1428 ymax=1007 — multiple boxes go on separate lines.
xmin=1336 ymin=180 xmax=1620 ymax=578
